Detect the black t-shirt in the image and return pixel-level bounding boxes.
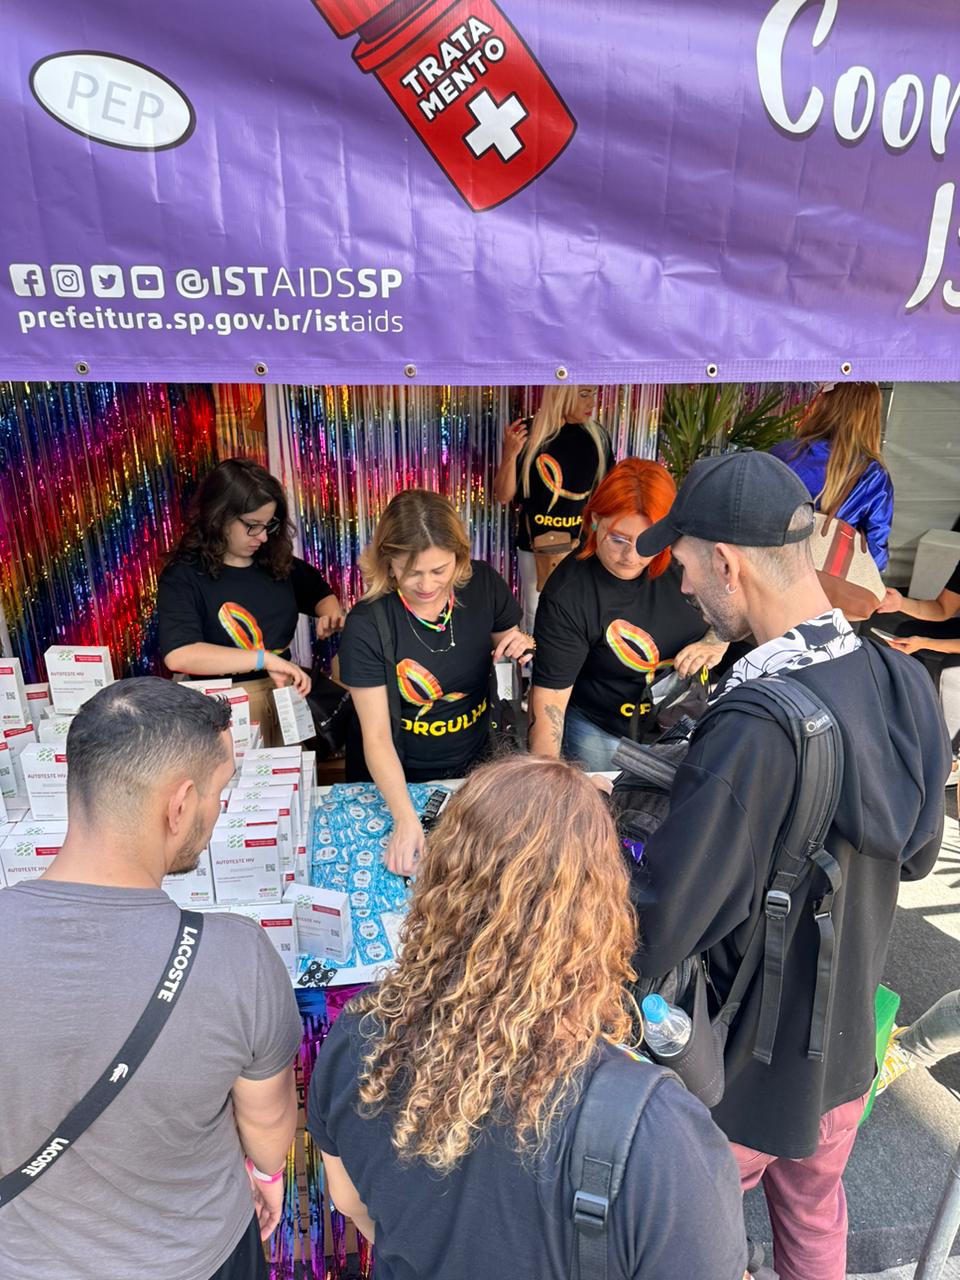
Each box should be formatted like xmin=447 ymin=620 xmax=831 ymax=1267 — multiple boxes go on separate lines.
xmin=157 ymin=555 xmax=333 ymax=673
xmin=339 ymin=561 xmax=521 ymax=776
xmin=308 ymin=1011 xmax=747 ymax=1280
xmin=946 ymin=560 xmax=960 ymax=596
xmin=533 ymin=555 xmax=707 ymax=737
xmin=515 ymin=422 xmax=613 ymax=551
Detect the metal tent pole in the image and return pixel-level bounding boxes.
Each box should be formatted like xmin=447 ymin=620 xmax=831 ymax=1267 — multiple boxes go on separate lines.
xmin=915 ymin=1138 xmax=960 ymax=1279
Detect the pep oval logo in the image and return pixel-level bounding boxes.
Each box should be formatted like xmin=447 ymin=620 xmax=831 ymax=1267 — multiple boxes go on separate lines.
xmin=30 ymin=52 xmax=195 ymax=151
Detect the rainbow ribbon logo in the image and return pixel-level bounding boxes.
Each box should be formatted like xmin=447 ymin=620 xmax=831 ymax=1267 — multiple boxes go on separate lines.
xmin=396 ymin=658 xmax=465 ymax=720
xmin=605 ymin=619 xmax=661 ymax=675
xmin=535 ymin=453 xmax=592 ymax=512
xmin=218 ymin=602 xmax=266 ymax=650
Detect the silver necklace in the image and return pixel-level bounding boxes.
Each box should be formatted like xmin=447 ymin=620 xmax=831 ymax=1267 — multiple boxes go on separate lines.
xmin=402 ymin=600 xmax=457 ymax=653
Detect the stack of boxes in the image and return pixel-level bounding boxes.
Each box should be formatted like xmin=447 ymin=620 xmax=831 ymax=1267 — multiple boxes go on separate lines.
xmin=0 ymin=658 xmax=348 ymax=981
xmin=0 ymin=646 xmax=112 ymax=886
xmin=162 ymin=743 xmax=322 ymax=978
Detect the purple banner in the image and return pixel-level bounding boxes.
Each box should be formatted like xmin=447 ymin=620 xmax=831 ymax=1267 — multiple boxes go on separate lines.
xmin=3 ymin=1 xmax=960 ymax=384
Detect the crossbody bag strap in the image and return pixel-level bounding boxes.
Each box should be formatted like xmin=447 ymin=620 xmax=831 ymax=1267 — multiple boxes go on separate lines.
xmin=0 ymin=909 xmax=204 ymax=1208
xmin=372 ymin=598 xmax=404 ymax=756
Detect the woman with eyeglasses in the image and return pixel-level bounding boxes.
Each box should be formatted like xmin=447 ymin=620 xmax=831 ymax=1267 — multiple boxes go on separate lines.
xmin=530 ymin=459 xmax=722 ymax=771
xmin=493 ymin=385 xmax=613 ymax=632
xmin=158 ymin=458 xmax=344 ymax=745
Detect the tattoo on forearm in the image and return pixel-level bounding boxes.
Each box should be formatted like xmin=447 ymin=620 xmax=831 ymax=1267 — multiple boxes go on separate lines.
xmin=545 ymin=704 xmax=564 ymax=749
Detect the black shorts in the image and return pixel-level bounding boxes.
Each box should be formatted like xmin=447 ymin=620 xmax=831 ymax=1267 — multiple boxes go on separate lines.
xmin=207 ymin=1217 xmax=267 ymax=1280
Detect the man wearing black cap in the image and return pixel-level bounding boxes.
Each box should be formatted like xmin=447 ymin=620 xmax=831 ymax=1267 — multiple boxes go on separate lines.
xmin=632 ymin=452 xmax=950 ymax=1280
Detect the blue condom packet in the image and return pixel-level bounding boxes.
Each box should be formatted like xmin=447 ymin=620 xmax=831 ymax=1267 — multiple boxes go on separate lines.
xmin=306 ymin=782 xmax=450 ymax=972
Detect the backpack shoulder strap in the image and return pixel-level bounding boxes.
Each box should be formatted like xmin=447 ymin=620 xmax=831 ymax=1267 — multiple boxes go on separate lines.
xmin=569 ymin=1049 xmax=678 ymax=1280
xmin=710 ymin=675 xmax=845 ymax=1064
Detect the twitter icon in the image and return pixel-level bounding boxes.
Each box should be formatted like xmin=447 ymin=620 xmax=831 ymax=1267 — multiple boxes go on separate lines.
xmin=91 ymin=265 xmax=125 ymax=298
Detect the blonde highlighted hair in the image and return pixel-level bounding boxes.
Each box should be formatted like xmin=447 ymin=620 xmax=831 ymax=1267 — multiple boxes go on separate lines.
xmin=351 ymin=756 xmax=637 ymax=1172
xmin=520 ymin=386 xmax=608 ymax=499
xmin=790 ymin=382 xmax=887 ymax=514
xmin=359 ymin=489 xmax=472 ymax=602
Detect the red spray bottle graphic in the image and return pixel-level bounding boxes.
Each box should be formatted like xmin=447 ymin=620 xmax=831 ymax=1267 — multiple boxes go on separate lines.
xmin=312 ymin=0 xmax=577 ymax=211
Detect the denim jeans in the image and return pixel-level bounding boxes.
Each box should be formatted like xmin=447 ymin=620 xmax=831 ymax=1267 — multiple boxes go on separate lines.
xmin=562 ymin=704 xmax=622 ymax=772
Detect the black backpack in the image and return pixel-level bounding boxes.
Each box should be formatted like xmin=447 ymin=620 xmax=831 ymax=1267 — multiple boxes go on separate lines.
xmin=609 ymin=674 xmax=845 ymax=1104
xmin=569 ymin=1048 xmax=678 ymax=1280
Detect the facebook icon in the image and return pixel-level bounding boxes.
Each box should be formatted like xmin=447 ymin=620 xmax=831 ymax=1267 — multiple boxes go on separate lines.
xmin=9 ymin=264 xmax=46 ymax=297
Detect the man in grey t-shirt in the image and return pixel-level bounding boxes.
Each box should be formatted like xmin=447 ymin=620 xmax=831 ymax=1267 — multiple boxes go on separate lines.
xmin=0 ymin=678 xmax=303 ymax=1280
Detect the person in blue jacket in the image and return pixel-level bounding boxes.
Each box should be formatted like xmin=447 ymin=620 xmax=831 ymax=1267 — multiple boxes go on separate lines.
xmin=770 ymin=382 xmax=894 ymax=570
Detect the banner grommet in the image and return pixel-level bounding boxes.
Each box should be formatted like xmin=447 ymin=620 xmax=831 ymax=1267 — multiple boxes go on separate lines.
xmin=75 ymin=361 xmax=89 ymax=376
xmin=254 ymin=362 xmax=268 ymax=377
xmin=555 ymin=366 xmax=569 ymax=380
xmin=706 ymin=362 xmax=719 ymax=378
xmin=403 ymin=363 xmax=417 ymax=378
xmin=840 ymin=361 xmax=852 ymax=376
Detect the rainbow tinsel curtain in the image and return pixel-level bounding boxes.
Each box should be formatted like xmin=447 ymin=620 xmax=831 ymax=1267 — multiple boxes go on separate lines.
xmin=280 ymin=383 xmax=662 ymax=611
xmin=0 ymin=381 xmax=265 ymax=683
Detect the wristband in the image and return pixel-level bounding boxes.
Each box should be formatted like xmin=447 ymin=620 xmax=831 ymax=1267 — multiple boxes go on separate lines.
xmin=245 ymin=1156 xmax=284 ymax=1184
xmin=254 ymin=649 xmax=266 ymax=672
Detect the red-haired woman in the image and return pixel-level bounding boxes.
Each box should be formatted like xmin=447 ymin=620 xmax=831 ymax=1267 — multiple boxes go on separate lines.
xmin=529 ymin=459 xmax=724 ymax=769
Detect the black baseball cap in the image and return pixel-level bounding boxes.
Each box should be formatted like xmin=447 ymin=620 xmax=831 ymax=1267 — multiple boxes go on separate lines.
xmin=636 ymin=452 xmax=814 ymax=557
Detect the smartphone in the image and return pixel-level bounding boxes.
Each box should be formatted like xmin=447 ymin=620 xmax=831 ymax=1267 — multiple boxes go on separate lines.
xmin=871 ymin=627 xmax=897 ymax=643
xmin=420 ymin=788 xmax=450 ymax=831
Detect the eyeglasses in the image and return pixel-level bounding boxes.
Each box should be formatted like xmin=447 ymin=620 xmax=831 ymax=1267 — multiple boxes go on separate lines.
xmin=603 ymin=530 xmax=636 ymax=551
xmin=238 ymin=517 xmax=281 ymax=537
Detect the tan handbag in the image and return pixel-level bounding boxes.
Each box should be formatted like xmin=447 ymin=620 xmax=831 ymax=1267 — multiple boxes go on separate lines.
xmin=809 ymin=500 xmax=884 ymax=622
xmin=531 ymin=529 xmax=575 ymax=590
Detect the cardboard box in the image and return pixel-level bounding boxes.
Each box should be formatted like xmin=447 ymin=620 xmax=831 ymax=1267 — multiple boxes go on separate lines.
xmin=0 ymin=739 xmax=17 ymax=798
xmin=209 ymin=819 xmax=282 ymax=904
xmin=272 ymin=684 xmax=315 ymax=746
xmin=24 ymin=683 xmax=51 ymax=718
xmin=19 ymin=743 xmax=68 ymax=819
xmin=283 ymin=882 xmax=353 ymax=964
xmin=230 ymin=782 xmax=301 ymax=853
xmin=3 ymin=723 xmax=37 ymax=796
xmin=0 ymin=658 xmax=30 ymax=729
xmin=37 ymin=717 xmax=73 ymax=745
xmin=224 ymin=795 xmax=296 ymax=884
xmin=162 ymin=849 xmax=216 ymax=907
xmin=45 ymin=646 xmax=114 ymax=713
xmin=181 ymin=678 xmax=251 ymax=747
xmin=0 ymin=831 xmax=65 ymax=884
xmin=0 ymin=791 xmax=7 ymax=823
xmin=230 ymin=902 xmax=300 ymax=977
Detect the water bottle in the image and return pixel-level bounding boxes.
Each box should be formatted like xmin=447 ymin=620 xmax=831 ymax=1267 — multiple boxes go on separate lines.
xmin=641 ymin=994 xmax=692 ymax=1058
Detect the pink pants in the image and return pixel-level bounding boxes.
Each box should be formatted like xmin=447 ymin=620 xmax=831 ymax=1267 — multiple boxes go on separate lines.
xmin=730 ymin=1093 xmax=868 ymax=1280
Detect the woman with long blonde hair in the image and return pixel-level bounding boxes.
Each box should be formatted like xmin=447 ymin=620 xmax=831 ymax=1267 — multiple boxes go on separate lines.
xmin=770 ymin=382 xmax=894 ymax=568
xmin=494 ymin=385 xmax=613 ymax=631
xmin=307 ymin=756 xmax=747 ymax=1279
xmin=338 ymin=490 xmax=531 ymax=875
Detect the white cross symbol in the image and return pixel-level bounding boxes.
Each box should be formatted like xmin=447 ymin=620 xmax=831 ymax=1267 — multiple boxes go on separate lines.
xmin=464 ymin=90 xmax=528 ymax=162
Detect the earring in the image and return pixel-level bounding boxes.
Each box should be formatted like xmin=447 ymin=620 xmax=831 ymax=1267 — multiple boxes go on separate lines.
xmin=725 ymin=583 xmax=738 ymax=596
xmin=591 ymin=521 xmax=598 ymax=531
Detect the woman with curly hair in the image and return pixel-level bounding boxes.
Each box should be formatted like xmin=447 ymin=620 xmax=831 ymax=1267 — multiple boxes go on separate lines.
xmin=157 ymin=458 xmax=343 ymax=744
xmin=307 ymin=756 xmax=747 ymax=1280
